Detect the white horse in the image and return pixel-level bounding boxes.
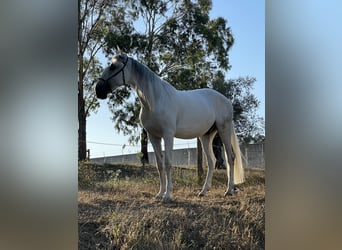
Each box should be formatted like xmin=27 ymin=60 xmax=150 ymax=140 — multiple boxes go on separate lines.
xmin=96 ymin=53 xmax=244 ymax=200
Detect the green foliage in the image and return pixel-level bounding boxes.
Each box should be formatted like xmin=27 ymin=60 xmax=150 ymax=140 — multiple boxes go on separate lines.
xmin=79 ymin=0 xmax=265 ymax=155
xmin=88 ymin=0 xmax=264 ymax=144
xmin=79 ymin=0 xmax=134 ymax=117
xmin=105 ymin=0 xmax=236 ymax=143
xmin=78 ymin=161 xmax=96 ymax=189
xmin=83 ymin=57 xmax=102 ymax=116
xmin=136 ymin=151 xmax=144 ymax=159
xmin=111 ymin=169 xmax=122 ymax=184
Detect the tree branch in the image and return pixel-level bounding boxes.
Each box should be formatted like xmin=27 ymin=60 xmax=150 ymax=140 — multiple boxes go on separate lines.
xmin=85 ymin=94 xmax=98 ymax=117
xmin=82 ymin=39 xmax=106 ymax=79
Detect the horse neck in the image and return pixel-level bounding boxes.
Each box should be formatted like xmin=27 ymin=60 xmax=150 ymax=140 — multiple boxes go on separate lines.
xmin=128 ymin=59 xmax=174 ymax=110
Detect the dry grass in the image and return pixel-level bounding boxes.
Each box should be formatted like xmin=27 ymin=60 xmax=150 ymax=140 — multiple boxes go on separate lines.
xmin=79 ymin=162 xmax=265 ymax=249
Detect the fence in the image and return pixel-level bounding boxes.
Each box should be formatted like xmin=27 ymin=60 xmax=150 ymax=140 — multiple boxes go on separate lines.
xmin=91 ymin=143 xmax=264 ymax=169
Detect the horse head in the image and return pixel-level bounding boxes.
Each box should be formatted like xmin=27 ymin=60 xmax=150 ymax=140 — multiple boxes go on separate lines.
xmin=95 ymin=53 xmax=129 ymax=99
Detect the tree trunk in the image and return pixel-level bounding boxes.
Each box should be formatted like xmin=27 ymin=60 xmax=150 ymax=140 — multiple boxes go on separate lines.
xmin=197 ymin=138 xmax=204 ymax=182
xmin=140 ymin=128 xmax=149 ymax=164
xmin=78 ymin=0 xmax=87 ymax=161
xmin=78 ymin=49 xmax=87 ymax=161
xmin=213 ymin=134 xmax=225 ymax=169
xmin=78 ymin=91 xmax=87 ymax=161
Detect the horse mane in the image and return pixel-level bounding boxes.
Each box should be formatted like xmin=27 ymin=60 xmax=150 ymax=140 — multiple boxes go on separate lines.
xmin=130 ymin=58 xmax=176 ymax=96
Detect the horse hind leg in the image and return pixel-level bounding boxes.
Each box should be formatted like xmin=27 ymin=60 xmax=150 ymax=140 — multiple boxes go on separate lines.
xmin=198 ymin=132 xmax=216 ymax=197
xmin=217 ymin=123 xmax=236 ymax=196
xmin=224 ymin=144 xmax=236 ymax=196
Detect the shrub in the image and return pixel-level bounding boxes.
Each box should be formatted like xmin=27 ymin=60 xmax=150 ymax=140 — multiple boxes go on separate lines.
xmin=78 ymin=161 xmax=96 ymax=189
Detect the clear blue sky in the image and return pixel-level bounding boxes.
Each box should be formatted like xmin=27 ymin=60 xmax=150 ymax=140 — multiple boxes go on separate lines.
xmin=87 ymin=0 xmax=265 ymax=158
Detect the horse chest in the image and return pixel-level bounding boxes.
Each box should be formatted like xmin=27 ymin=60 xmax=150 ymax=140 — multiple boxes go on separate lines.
xmin=140 ymin=109 xmax=173 ymax=137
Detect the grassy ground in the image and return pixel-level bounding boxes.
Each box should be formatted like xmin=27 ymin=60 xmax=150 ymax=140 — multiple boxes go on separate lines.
xmin=78 ymin=162 xmax=265 ymax=249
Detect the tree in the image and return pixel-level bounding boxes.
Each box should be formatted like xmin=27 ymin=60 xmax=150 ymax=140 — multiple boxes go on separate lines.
xmin=105 ymin=0 xmax=234 ymax=164
xmin=78 ymin=0 xmax=132 ymax=160
xmin=78 ymin=0 xmax=106 ymax=160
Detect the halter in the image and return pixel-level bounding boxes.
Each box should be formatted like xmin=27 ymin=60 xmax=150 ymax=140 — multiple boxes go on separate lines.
xmin=98 ymin=56 xmax=129 ymax=86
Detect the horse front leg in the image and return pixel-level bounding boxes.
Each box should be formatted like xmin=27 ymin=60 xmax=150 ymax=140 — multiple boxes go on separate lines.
xmin=163 ymin=134 xmax=174 ymax=201
xmin=149 ymin=134 xmax=166 ymax=199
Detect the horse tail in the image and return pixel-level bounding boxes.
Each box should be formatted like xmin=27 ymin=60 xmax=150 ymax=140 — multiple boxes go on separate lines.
xmin=231 ymin=123 xmax=245 ymax=184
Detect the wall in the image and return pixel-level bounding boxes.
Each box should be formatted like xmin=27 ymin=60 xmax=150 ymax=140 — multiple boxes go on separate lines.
xmin=91 ymin=143 xmax=265 ymax=169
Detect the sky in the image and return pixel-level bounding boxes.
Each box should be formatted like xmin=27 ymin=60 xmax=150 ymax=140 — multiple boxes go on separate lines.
xmin=86 ymin=0 xmax=265 ymax=158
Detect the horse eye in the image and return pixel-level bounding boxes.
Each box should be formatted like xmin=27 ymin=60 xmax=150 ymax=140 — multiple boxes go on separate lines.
xmin=110 ymin=64 xmax=115 ymax=70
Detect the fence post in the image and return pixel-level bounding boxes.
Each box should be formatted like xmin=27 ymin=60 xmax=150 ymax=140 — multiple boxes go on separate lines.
xmin=261 ymin=143 xmax=264 ymax=167
xmin=187 ymin=149 xmax=191 ymax=166
xmin=245 ymin=147 xmax=248 ymax=168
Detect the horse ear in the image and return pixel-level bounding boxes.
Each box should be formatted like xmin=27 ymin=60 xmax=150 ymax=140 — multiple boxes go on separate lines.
xmin=116 ymin=45 xmax=122 ymax=54
xmin=111 ymin=57 xmax=118 ymax=64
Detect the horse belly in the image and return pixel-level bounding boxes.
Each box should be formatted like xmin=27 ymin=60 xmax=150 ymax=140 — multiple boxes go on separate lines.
xmin=175 ymin=110 xmax=215 ymax=139
xmin=175 ymin=129 xmax=207 ymax=139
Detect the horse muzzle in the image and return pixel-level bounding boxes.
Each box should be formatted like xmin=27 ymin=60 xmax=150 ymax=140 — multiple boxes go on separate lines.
xmin=95 ymin=80 xmax=111 ymax=99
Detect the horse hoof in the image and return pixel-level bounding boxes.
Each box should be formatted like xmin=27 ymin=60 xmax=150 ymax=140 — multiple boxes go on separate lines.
xmin=224 ymin=189 xmax=234 ymax=196
xmin=225 ymin=185 xmax=241 ymax=196
xmin=162 ymin=194 xmax=172 ymax=202
xmin=224 ymin=191 xmax=233 ymax=196
xmin=155 ymin=193 xmax=164 ymax=199
xmin=162 ymin=197 xmax=172 ymax=202
xmin=198 ymin=190 xmax=207 ymax=197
